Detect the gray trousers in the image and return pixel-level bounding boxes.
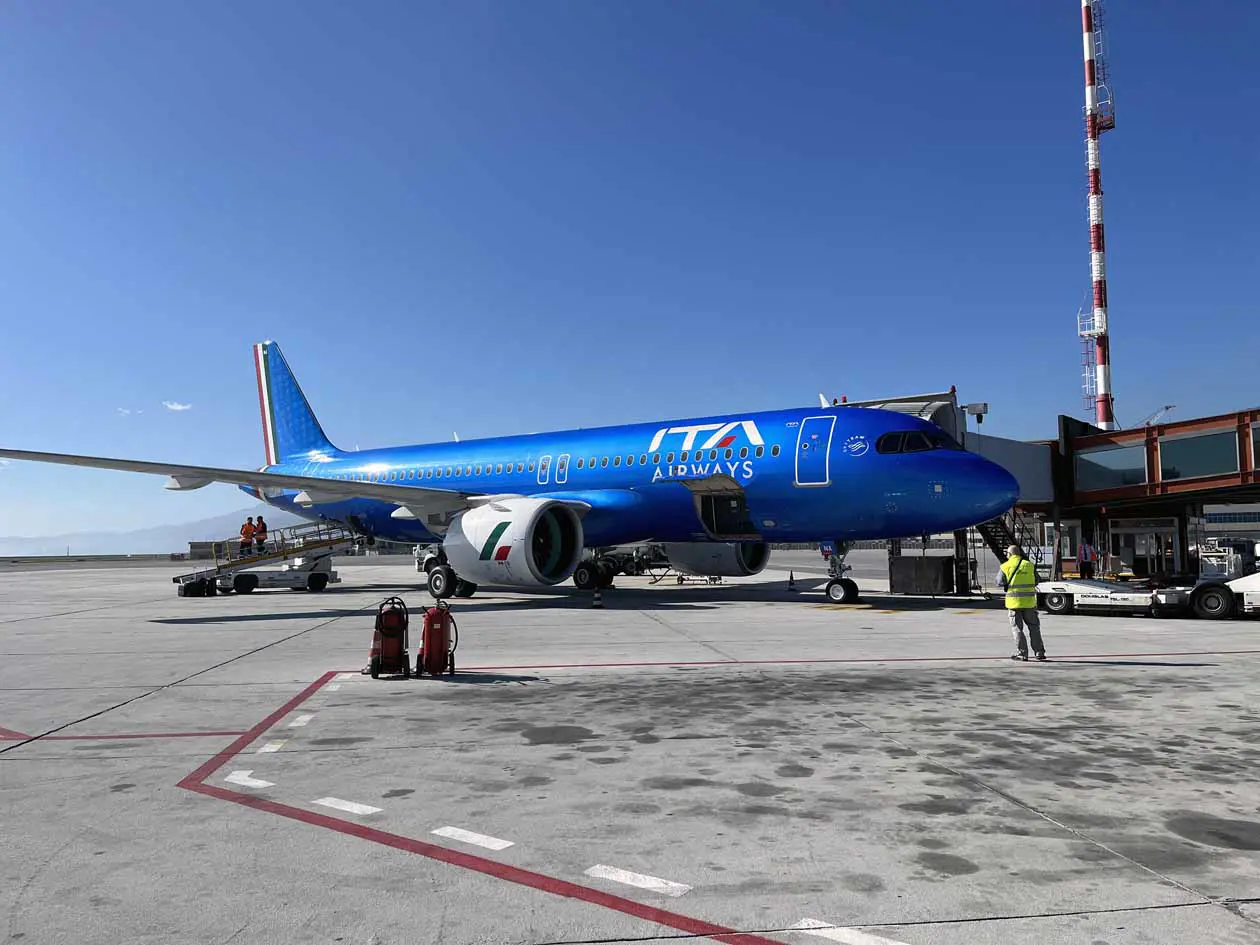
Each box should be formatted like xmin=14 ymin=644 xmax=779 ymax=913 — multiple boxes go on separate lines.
xmin=1008 ymin=608 xmax=1044 ymax=654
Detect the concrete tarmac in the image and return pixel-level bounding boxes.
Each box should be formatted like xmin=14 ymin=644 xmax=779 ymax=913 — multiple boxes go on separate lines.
xmin=2 ymin=556 xmax=1259 ymax=945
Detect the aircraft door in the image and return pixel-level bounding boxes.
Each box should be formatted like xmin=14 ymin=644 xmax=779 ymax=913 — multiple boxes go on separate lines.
xmin=555 ymin=453 xmax=570 ymax=485
xmin=537 ymin=455 xmax=552 ymax=485
xmin=795 ymin=415 xmax=837 ymax=487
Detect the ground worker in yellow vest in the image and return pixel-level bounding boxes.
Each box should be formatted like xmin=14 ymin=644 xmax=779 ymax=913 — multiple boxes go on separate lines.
xmin=998 ymin=544 xmax=1045 ymax=661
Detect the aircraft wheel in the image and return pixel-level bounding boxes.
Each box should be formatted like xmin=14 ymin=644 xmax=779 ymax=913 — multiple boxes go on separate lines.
xmin=454 ymin=579 xmax=477 ymax=598
xmin=597 ymin=562 xmax=616 ymax=588
xmin=572 ymin=561 xmax=599 ymax=591
xmin=307 ymin=572 xmax=329 ymax=593
xmin=1041 ymin=593 xmax=1073 ymax=615
xmin=825 ymin=579 xmax=859 ymax=604
xmin=369 ymin=656 xmax=380 ymax=679
xmin=1192 ymin=585 xmax=1235 ymax=620
xmin=428 ymin=565 xmax=457 ymax=599
xmin=233 ymin=573 xmax=258 ymax=594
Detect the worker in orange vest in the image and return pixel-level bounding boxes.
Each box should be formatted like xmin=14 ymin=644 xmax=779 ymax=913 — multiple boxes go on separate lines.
xmin=239 ymin=517 xmax=256 ymax=558
xmin=254 ymin=515 xmax=268 ymax=555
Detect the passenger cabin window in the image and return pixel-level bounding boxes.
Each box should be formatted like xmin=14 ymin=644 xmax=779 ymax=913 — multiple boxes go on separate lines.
xmin=639 ymin=453 xmax=647 ymax=465
xmin=600 ymin=457 xmax=609 ymax=467
xmin=680 ymin=451 xmax=689 ymax=462
xmin=613 ymin=456 xmax=621 ymax=467
xmin=653 ymin=453 xmax=661 ymax=464
xmin=771 ymin=445 xmax=780 ymax=457
xmin=666 ymin=453 xmax=674 ymax=463
xmin=739 ymin=447 xmax=748 ymax=459
xmin=528 ymin=462 xmax=535 ymax=472
xmin=496 ymin=463 xmax=503 ymax=474
xmin=625 ymin=455 xmax=633 ymax=466
xmin=755 ymin=446 xmax=764 ymax=458
xmin=577 ymin=458 xmax=584 ymax=469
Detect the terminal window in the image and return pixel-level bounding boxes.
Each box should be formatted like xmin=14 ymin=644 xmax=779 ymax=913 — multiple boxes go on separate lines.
xmin=1075 ymin=443 xmax=1146 ymax=491
xmin=1161 ymin=430 xmax=1238 ymax=481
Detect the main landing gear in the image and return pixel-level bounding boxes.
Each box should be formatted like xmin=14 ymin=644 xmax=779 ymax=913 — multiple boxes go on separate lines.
xmin=823 ymin=541 xmax=860 ymax=604
xmin=572 ymin=558 xmax=616 ymax=592
xmin=426 ymin=561 xmax=477 ymax=599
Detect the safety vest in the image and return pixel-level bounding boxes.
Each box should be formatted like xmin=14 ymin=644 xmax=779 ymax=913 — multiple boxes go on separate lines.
xmin=255 ymin=522 xmax=268 ymax=538
xmin=1001 ymin=556 xmax=1037 ymax=609
xmin=240 ymin=523 xmax=256 ymax=540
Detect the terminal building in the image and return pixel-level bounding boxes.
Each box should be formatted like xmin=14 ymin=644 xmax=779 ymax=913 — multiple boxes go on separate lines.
xmin=852 ymin=391 xmax=1260 ymax=587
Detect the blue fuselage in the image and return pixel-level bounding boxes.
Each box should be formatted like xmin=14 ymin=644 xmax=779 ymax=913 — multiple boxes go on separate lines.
xmin=246 ymin=405 xmax=1018 ymax=547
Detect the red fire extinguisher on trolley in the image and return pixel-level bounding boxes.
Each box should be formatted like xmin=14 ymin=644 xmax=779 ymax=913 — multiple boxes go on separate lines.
xmin=416 ymin=600 xmax=458 ymax=677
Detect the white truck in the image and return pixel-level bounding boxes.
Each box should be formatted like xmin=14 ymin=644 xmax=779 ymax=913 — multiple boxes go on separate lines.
xmin=1036 ymin=570 xmax=1260 ymax=620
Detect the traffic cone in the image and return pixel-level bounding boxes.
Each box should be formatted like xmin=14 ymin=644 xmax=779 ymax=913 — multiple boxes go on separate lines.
xmin=592 ymin=586 xmax=603 ymax=609
xmin=788 ymin=570 xmax=797 ymax=591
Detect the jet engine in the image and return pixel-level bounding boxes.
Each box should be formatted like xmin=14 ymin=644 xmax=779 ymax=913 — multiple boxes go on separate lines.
xmin=442 ymin=498 xmax=584 ymax=587
xmin=662 ymin=541 xmax=770 ymax=577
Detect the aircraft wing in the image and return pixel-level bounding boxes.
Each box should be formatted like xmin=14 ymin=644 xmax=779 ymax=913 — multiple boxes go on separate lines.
xmin=0 ymin=447 xmax=481 ymax=519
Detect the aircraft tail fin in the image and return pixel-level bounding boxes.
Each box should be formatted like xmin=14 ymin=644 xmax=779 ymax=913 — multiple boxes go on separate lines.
xmin=253 ymin=341 xmax=339 ymax=464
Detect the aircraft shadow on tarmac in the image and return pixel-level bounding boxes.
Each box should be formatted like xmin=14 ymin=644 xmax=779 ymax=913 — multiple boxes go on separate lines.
xmin=150 ymin=609 xmax=362 ymax=625
xmin=338 ymin=579 xmax=1005 ymax=613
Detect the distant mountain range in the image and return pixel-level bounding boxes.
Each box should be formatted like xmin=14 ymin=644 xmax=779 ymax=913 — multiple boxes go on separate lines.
xmin=0 ymin=507 xmax=306 ymax=557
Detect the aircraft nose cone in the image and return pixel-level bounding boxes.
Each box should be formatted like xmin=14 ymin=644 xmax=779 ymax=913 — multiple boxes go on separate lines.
xmin=973 ymin=458 xmax=1020 ymax=520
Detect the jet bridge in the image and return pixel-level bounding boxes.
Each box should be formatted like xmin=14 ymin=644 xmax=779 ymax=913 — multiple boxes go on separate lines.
xmin=173 ymin=521 xmax=355 ymax=596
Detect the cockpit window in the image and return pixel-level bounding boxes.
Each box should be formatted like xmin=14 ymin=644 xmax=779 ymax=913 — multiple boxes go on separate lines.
xmin=876 ymin=433 xmax=903 ymax=454
xmin=877 ymin=429 xmax=964 ymax=454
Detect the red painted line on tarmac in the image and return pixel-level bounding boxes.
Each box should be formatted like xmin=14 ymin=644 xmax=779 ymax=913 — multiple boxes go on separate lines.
xmin=45 ymin=730 xmax=247 ymax=741
xmin=0 ymin=726 xmax=29 ymax=739
xmin=178 ymin=671 xmax=338 ymax=788
xmin=178 ymin=671 xmax=787 ymax=945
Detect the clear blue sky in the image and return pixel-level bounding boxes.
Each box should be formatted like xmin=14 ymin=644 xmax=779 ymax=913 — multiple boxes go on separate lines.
xmin=1 ymin=1 xmax=1256 ymax=536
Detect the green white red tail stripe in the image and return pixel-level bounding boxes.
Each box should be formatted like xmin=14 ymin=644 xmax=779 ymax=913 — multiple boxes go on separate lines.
xmin=254 ymin=343 xmax=278 ymax=466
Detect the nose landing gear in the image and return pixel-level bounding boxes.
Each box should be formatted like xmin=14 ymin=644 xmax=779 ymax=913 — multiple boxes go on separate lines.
xmin=822 ymin=541 xmax=860 ymax=604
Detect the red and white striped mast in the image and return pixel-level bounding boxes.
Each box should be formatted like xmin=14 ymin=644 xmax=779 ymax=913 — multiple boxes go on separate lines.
xmin=1079 ymin=0 xmax=1117 ymax=429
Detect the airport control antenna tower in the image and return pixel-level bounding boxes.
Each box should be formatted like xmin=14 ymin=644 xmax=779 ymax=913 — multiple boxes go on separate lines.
xmin=1078 ymin=0 xmax=1118 ymax=430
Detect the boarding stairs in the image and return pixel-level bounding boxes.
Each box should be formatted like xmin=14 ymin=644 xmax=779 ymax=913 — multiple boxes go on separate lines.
xmin=173 ymin=521 xmax=357 ymax=594
xmin=973 ymin=511 xmax=1046 ymax=576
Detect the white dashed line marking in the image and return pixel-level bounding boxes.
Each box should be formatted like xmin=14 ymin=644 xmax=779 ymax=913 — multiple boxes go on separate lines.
xmin=224 ymin=770 xmax=275 ymax=789
xmin=257 ymin=741 xmax=286 ymax=753
xmin=327 ymin=684 xmax=341 ymax=691
xmin=431 ymin=826 xmax=515 ymax=851
xmin=288 ymin=714 xmax=314 ymax=728
xmin=790 ymin=919 xmax=911 ymax=944
xmin=583 ymin=864 xmax=691 ymax=897
xmin=313 ymin=797 xmax=382 ymax=816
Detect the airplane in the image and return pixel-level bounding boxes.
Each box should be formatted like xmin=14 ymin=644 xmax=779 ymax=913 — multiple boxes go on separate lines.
xmin=0 ymin=341 xmax=1019 ymax=603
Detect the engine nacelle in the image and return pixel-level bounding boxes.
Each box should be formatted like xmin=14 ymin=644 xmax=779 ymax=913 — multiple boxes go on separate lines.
xmin=663 ymin=541 xmax=770 ymax=577
xmin=443 ymin=498 xmax=584 ymax=587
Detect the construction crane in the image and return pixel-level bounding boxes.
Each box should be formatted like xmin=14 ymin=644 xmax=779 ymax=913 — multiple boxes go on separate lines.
xmin=1135 ymin=404 xmax=1176 ymax=428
